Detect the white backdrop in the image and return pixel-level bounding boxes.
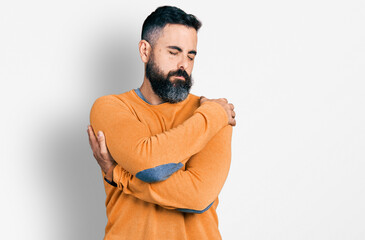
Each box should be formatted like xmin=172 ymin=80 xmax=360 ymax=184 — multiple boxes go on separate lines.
xmin=1 ymin=0 xmax=364 ymax=239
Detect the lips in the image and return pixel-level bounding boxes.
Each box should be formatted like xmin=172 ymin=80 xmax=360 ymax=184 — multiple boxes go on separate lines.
xmin=167 ymin=69 xmax=190 ymax=83
xmin=174 ymin=75 xmax=185 ymax=80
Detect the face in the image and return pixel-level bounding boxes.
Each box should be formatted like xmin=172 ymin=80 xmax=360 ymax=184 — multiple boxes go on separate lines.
xmin=144 ymin=24 xmax=198 ymax=103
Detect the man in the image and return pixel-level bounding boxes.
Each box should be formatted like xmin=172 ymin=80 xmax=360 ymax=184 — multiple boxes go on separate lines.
xmin=87 ymin=6 xmax=236 ymax=240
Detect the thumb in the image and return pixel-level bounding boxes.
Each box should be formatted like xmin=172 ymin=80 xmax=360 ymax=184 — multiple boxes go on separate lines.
xmin=97 ymin=131 xmax=108 ymax=156
xmin=97 ymin=131 xmax=105 ymax=143
xmin=200 ymin=96 xmax=207 ymax=104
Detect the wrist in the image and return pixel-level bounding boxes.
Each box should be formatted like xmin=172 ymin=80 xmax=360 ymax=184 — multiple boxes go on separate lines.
xmin=105 ymin=161 xmax=117 ymax=182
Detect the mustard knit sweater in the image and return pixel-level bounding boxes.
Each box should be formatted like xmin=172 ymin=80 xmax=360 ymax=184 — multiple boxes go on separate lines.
xmin=90 ymin=89 xmax=232 ymax=240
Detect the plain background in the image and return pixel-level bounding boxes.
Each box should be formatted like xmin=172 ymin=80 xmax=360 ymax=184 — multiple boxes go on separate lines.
xmin=1 ymin=0 xmax=364 ymax=239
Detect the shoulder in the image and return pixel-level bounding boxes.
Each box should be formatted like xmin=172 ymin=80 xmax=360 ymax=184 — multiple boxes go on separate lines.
xmin=94 ymin=94 xmax=118 ymax=103
xmin=188 ymin=92 xmax=200 ymax=101
xmin=185 ymin=92 xmax=201 ymax=106
xmin=172 ymin=92 xmax=201 ymax=113
xmin=91 ymin=95 xmax=123 ymax=111
xmin=92 ymin=90 xmax=134 ymax=107
xmin=90 ymin=91 xmax=136 ymax=116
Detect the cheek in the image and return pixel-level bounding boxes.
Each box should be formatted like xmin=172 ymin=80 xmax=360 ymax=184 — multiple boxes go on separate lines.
xmin=159 ymin=55 xmax=176 ymax=71
xmin=188 ymin=62 xmax=194 ymax=74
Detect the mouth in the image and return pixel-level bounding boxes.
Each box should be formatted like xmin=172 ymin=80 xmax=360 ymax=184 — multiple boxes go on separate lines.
xmin=173 ymin=76 xmax=185 ymax=81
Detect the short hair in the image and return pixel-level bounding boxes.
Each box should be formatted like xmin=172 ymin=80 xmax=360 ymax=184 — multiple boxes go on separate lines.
xmin=141 ymin=6 xmax=202 ymax=46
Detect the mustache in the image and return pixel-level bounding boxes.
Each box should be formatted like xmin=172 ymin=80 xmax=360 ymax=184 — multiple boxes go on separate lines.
xmin=167 ymin=69 xmax=190 ymax=80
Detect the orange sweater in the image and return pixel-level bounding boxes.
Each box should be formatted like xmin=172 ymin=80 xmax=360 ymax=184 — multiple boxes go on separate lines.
xmin=90 ymin=89 xmax=233 ymax=240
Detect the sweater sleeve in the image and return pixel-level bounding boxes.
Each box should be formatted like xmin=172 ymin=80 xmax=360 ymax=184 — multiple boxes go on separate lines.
xmin=112 ymin=125 xmax=233 ymax=213
xmin=90 ymin=95 xmax=228 ymax=181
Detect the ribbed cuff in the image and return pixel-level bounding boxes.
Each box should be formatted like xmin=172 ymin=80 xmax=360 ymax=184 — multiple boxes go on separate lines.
xmin=104 ymin=162 xmax=117 ymax=187
xmin=112 ymin=164 xmax=124 ymax=190
xmin=105 ymin=162 xmax=117 ymax=181
xmin=104 ymin=176 xmax=117 ymax=187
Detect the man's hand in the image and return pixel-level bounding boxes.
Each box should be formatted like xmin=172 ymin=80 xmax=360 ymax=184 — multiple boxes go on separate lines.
xmin=200 ymin=96 xmax=236 ymax=127
xmin=87 ymin=125 xmax=116 ymax=174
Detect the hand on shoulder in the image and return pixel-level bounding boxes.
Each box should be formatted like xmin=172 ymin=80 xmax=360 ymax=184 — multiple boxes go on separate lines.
xmin=200 ymin=96 xmax=236 ymax=127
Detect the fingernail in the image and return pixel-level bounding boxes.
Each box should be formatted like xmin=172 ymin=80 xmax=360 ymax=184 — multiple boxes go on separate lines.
xmin=98 ymin=131 xmax=102 ymax=137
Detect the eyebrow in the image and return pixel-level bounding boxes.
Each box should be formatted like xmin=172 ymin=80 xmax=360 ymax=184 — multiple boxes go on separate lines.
xmin=167 ymin=46 xmax=197 ymax=55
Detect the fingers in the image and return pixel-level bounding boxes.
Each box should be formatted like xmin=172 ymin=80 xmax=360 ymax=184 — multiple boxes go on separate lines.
xmin=200 ymin=96 xmax=207 ymax=104
xmin=221 ymin=98 xmax=228 ymax=103
xmin=87 ymin=125 xmax=101 ymax=160
xmin=97 ymin=131 xmax=108 ymax=157
xmin=87 ymin=125 xmax=99 ymax=150
xmin=228 ymin=111 xmax=236 ymax=126
xmin=231 ymin=119 xmax=236 ymax=126
xmin=199 ymin=96 xmax=236 ymax=126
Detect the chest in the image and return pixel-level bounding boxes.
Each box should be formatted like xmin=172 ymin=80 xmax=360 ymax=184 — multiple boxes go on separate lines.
xmin=131 ymin=105 xmax=197 ymax=136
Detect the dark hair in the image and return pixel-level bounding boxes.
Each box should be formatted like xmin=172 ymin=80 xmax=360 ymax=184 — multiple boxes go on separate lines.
xmin=141 ymin=6 xmax=202 ymax=46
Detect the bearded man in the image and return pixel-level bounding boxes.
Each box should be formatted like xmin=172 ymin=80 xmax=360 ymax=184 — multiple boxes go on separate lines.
xmin=87 ymin=6 xmax=236 ymax=240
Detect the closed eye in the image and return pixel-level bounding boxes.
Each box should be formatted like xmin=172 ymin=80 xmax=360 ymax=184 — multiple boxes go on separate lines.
xmin=169 ymin=51 xmax=178 ymax=55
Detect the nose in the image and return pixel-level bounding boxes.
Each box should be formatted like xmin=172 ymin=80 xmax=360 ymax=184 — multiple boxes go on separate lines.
xmin=177 ymin=55 xmax=189 ymax=70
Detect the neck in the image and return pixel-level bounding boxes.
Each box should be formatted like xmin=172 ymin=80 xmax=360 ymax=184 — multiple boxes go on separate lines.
xmin=139 ymin=76 xmax=165 ymax=105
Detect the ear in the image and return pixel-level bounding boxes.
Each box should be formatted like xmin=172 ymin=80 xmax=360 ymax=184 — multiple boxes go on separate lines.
xmin=138 ymin=40 xmax=152 ymax=63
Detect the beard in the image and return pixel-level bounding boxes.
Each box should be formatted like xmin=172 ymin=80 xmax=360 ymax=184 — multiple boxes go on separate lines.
xmin=145 ymin=56 xmax=193 ymax=104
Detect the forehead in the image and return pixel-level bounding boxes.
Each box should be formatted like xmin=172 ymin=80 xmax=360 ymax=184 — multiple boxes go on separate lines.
xmin=154 ymin=24 xmax=197 ymax=50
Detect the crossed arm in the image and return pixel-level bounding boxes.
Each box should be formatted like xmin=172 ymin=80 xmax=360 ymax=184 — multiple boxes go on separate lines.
xmin=89 ymin=95 xmax=233 ymax=212
xmin=89 ymin=124 xmax=232 ymax=212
